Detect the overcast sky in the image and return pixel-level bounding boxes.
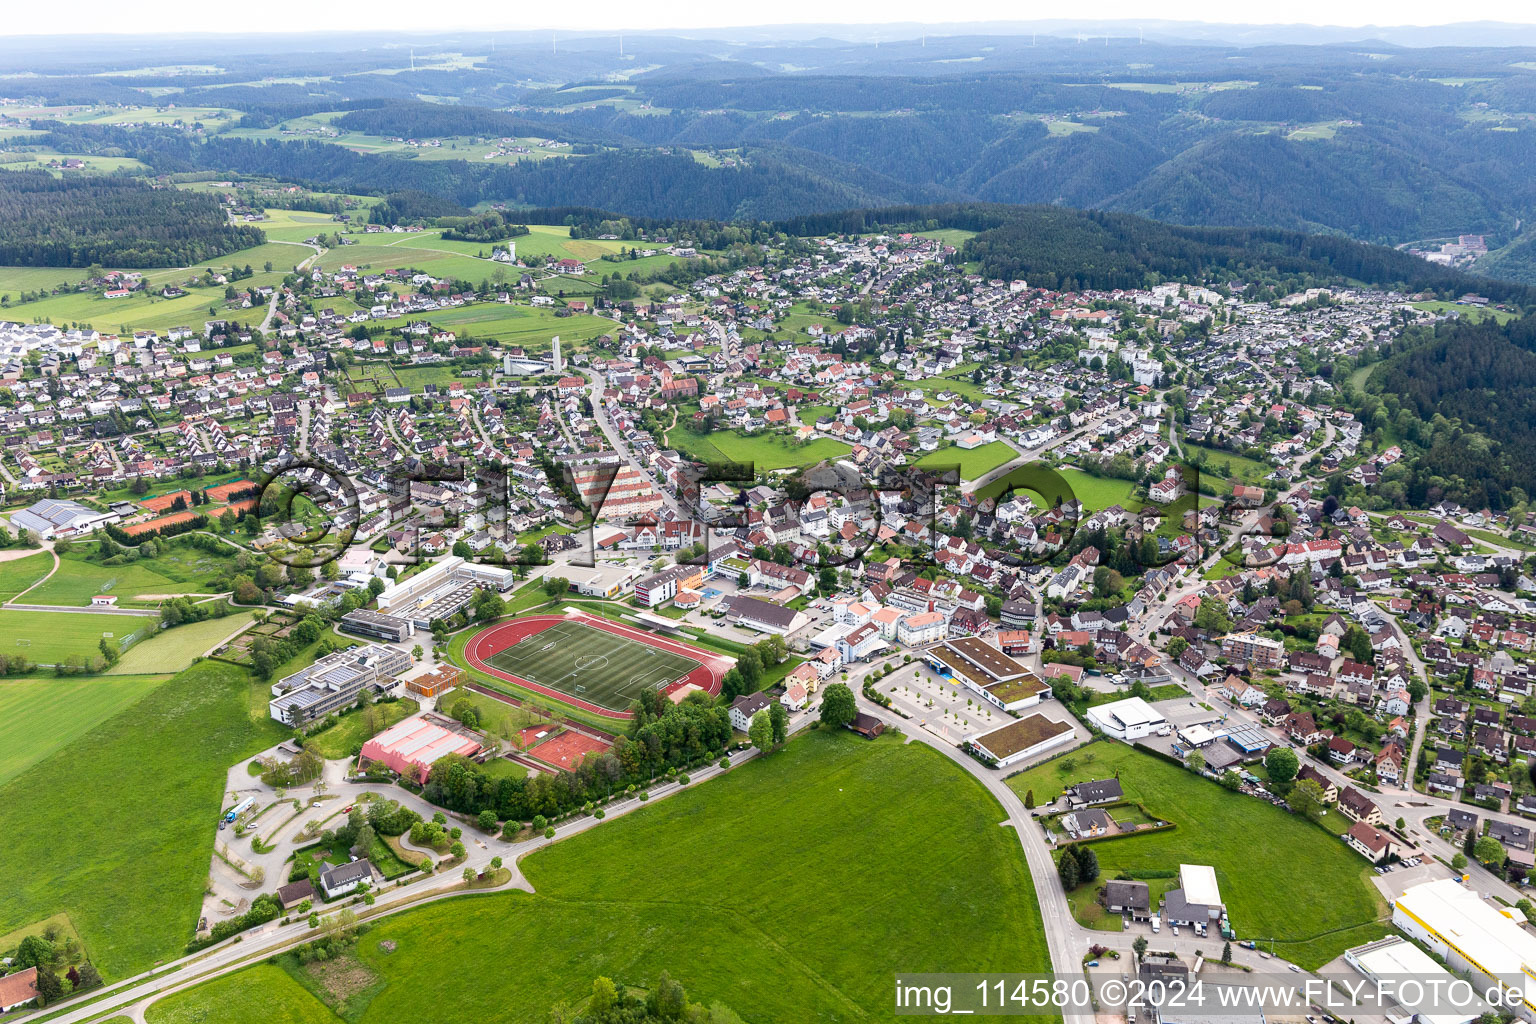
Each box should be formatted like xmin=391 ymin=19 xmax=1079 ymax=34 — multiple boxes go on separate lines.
xmin=7 ymin=0 xmax=1536 ymax=36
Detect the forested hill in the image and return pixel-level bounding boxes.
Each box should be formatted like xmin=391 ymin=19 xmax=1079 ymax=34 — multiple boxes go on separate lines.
xmin=134 ymin=137 xmax=950 ymax=222
xmin=0 ymin=171 xmax=265 ymax=268
xmin=769 ymin=204 xmax=1536 ymax=304
xmin=1368 ymin=314 xmax=1536 ymax=509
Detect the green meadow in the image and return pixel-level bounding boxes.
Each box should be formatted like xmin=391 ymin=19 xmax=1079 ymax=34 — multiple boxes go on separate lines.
xmin=142 ymin=730 xmax=1052 ymax=1022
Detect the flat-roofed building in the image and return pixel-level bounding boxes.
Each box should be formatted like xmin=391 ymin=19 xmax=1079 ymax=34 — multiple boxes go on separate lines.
xmin=1344 ymin=937 xmax=1480 ymax=1024
xmin=359 ymin=712 xmax=482 ymax=783
xmin=1393 ymin=878 xmax=1536 ymax=1017
xmin=374 ymin=555 xmax=517 ymax=626
xmin=340 ymin=607 xmax=414 ymax=643
xmin=1085 ymin=696 xmax=1169 ymax=741
xmin=1219 ymin=631 xmax=1284 ymax=670
xmin=925 ymin=636 xmax=1046 ymax=711
xmin=269 ymin=643 xmax=412 ymax=725
xmin=968 ymin=713 xmax=1074 ymax=768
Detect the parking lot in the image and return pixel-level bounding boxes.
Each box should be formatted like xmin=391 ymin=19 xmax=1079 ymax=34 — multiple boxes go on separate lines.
xmin=866 ymin=659 xmax=1088 ymax=760
xmin=872 ymin=660 xmax=1005 ymax=741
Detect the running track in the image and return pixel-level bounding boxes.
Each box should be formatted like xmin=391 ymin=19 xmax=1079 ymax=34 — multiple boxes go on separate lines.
xmin=463 ymin=612 xmax=732 ymax=719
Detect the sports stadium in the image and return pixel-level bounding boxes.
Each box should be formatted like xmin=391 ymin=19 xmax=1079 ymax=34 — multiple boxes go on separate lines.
xmin=463 ymin=611 xmax=732 ymax=718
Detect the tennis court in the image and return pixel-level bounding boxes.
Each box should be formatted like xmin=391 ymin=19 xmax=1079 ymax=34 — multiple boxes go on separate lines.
xmin=484 ymin=620 xmax=702 ymax=713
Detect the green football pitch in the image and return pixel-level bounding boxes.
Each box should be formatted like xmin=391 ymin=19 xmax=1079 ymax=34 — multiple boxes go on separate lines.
xmin=485 ymin=622 xmax=701 ymax=712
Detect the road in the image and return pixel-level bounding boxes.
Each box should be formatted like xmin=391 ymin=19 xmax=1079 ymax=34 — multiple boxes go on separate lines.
xmin=851 ymin=687 xmax=1094 ymax=1024
xmin=962 ymin=415 xmax=1114 ymax=497
xmin=579 ymin=367 xmax=690 ymax=520
xmin=258 ymin=241 xmax=325 ymax=333
xmin=40 ymin=708 xmax=820 ymax=1024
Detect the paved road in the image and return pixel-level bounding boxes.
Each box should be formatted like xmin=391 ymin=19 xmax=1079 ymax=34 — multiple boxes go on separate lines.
xmin=41 ymin=708 xmax=819 ymax=1024
xmin=852 ymin=690 xmax=1096 ymax=1024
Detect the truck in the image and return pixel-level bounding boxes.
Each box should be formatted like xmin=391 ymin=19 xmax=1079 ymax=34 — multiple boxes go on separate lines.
xmin=1239 ymin=940 xmax=1257 ymax=950
xmin=222 ymin=796 xmax=254 ymax=825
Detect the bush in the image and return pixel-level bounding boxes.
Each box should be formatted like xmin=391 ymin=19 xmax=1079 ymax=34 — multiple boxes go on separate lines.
xmin=187 ymin=893 xmax=283 ymax=953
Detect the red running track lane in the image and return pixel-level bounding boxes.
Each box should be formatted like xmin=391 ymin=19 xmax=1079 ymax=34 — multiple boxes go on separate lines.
xmin=463 ymin=612 xmax=732 ymax=720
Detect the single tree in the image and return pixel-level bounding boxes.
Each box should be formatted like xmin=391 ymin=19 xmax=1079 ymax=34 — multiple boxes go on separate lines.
xmin=1058 ymin=850 xmax=1080 ymax=890
xmin=749 ymin=709 xmax=773 ymax=754
xmin=1074 ymin=844 xmax=1100 ymax=884
xmin=1474 ymin=834 xmax=1506 ymax=867
xmin=769 ymin=701 xmax=789 ymax=746
xmin=819 ymin=683 xmax=857 ymax=728
xmin=1265 ymin=746 xmax=1299 ymax=787
xmin=1287 ymin=779 xmax=1327 ymax=822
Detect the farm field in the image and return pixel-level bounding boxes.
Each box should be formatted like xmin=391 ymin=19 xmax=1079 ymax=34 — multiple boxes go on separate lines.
xmin=665 ymin=422 xmax=852 ymax=471
xmin=1007 ymin=741 xmax=1387 ymax=967
xmin=0 ymin=550 xmax=54 ymax=602
xmin=0 ymin=659 xmax=287 ymax=979
xmin=3 ymin=242 xmax=306 ymax=335
xmin=0 ymin=608 xmax=152 ymax=663
xmin=914 ymin=440 xmax=1017 ymax=480
xmin=26 ymin=545 xmax=237 ymax=607
xmin=143 ymin=730 xmax=1051 ymax=1022
xmin=107 ymin=611 xmax=256 ymax=675
xmin=312 ymin=225 xmax=623 ymax=282
xmin=0 ymin=673 xmax=172 ymax=786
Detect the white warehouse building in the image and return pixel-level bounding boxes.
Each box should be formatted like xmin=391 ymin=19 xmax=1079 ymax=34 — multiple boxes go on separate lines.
xmin=1393 ymin=878 xmax=1536 ymax=1021
xmin=1085 ymin=696 xmax=1170 ymax=741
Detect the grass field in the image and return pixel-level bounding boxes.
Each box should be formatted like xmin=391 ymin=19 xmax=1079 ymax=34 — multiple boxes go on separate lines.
xmin=0 ymin=608 xmax=152 ymax=663
xmin=441 ymin=686 xmax=551 ymax=742
xmin=306 ymin=697 xmax=420 ymax=758
xmin=913 ymin=440 xmax=1017 ymax=480
xmin=107 ymin=611 xmax=255 ymax=675
xmin=0 ymin=550 xmax=53 ymax=602
xmin=26 ymin=546 xmax=237 ymax=607
xmin=146 ymin=964 xmax=341 ymax=1024
xmin=1411 ymin=300 xmax=1519 ymax=324
xmin=360 ymin=301 xmax=614 ymax=352
xmin=1056 ymin=468 xmax=1142 ymax=511
xmin=0 ymin=660 xmax=287 ymax=978
xmin=1007 ymin=742 xmax=1387 ymax=967
xmin=144 ymin=730 xmax=1051 ymax=1022
xmin=0 ymin=674 xmax=172 ymax=785
xmin=1184 ymin=444 xmax=1274 ymax=489
xmin=665 ymin=422 xmax=852 ymax=472
xmin=487 ymin=621 xmax=699 ymax=713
